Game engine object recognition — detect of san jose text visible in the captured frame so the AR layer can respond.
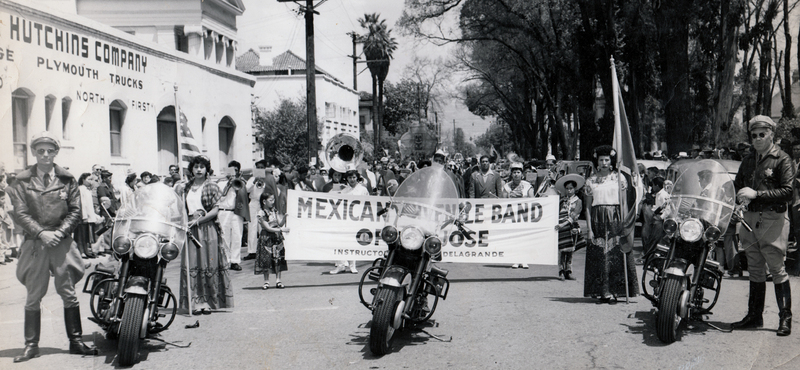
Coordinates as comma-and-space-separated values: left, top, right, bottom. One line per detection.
296, 197, 545, 224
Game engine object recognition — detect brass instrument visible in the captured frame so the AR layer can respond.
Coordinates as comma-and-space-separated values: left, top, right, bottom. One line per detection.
324, 133, 364, 173
230, 178, 245, 191
255, 180, 265, 189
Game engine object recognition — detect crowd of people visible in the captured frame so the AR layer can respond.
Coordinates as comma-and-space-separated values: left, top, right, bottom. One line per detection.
4, 118, 799, 362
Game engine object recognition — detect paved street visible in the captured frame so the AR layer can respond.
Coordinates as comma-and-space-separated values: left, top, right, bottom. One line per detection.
1, 240, 800, 369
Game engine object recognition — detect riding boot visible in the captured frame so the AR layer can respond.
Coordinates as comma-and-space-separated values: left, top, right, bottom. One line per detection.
13, 309, 41, 362
64, 306, 99, 355
731, 281, 766, 329
776, 281, 792, 336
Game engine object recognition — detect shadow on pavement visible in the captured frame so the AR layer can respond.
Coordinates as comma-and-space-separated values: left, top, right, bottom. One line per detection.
349, 320, 444, 359
623, 310, 736, 346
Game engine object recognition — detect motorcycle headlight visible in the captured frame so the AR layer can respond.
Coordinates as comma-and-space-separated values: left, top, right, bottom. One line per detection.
424, 236, 442, 259
400, 227, 424, 250
160, 242, 180, 261
704, 225, 721, 243
381, 225, 399, 244
133, 234, 159, 259
663, 219, 678, 237
112, 236, 132, 254
679, 219, 703, 243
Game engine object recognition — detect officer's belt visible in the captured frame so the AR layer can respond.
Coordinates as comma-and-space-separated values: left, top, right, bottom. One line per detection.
747, 203, 787, 213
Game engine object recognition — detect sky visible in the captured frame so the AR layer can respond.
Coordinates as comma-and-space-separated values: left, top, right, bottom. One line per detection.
237, 0, 493, 143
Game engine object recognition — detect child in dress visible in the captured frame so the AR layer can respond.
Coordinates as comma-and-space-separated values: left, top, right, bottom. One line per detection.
555, 174, 585, 280
255, 189, 289, 289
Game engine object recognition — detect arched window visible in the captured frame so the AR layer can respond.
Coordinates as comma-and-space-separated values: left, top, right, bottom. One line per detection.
12, 88, 35, 171
62, 97, 72, 140
218, 116, 235, 166
156, 106, 179, 174
109, 100, 127, 156
44, 94, 56, 131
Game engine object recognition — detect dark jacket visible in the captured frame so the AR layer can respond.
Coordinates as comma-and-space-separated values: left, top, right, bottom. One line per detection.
734, 144, 795, 209
7, 164, 81, 239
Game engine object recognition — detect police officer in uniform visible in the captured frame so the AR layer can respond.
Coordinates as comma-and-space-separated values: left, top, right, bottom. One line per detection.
7, 132, 98, 362
731, 115, 794, 336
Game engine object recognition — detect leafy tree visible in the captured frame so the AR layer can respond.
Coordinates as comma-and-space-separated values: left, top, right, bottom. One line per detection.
253, 96, 323, 168
359, 13, 399, 156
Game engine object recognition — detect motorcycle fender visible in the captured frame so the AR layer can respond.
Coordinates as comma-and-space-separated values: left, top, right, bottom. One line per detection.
379, 266, 411, 288
124, 276, 150, 296
664, 267, 686, 277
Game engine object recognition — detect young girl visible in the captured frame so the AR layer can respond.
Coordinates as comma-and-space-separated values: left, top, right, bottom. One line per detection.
255, 189, 289, 289
555, 174, 585, 281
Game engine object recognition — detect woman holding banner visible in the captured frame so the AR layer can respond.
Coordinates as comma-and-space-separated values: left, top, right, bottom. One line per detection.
583, 145, 639, 304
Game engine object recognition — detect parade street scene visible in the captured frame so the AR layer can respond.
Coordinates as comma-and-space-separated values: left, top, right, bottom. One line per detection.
4, 0, 800, 369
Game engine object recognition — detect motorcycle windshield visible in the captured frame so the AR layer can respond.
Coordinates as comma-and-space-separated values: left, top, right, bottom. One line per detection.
113, 183, 188, 250
663, 159, 735, 235
390, 166, 461, 236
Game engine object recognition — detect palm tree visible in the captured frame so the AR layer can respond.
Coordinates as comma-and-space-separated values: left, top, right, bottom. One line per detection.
359, 13, 398, 158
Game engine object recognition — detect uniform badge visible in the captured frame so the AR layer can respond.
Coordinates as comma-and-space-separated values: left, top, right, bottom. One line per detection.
764, 168, 773, 177
59, 190, 68, 200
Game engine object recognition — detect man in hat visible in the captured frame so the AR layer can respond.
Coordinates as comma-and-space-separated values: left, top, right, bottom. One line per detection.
731, 115, 794, 336
6, 132, 98, 362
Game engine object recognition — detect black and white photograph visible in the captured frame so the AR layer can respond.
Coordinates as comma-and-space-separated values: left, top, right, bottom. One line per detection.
2, 0, 800, 369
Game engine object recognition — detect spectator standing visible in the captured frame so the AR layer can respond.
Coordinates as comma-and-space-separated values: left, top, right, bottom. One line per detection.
95, 170, 119, 255
7, 131, 98, 362
216, 160, 250, 271
75, 173, 101, 259
255, 189, 289, 289
555, 174, 585, 280
331, 170, 367, 274
503, 162, 534, 269
470, 156, 504, 198
180, 155, 233, 315
244, 160, 276, 261
583, 145, 639, 304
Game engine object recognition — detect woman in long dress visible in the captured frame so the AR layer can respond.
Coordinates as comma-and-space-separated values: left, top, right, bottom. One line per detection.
180, 155, 234, 315
583, 145, 639, 303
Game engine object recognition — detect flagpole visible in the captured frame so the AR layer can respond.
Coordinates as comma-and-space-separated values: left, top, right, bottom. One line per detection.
175, 83, 193, 314
610, 57, 631, 304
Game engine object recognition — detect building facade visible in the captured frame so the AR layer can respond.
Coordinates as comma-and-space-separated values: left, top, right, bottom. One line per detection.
1, 0, 254, 179
236, 47, 359, 165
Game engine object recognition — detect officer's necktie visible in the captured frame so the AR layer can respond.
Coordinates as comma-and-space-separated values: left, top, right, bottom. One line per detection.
43, 173, 51, 188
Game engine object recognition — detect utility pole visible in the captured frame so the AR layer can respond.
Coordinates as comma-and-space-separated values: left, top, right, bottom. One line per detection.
279, 0, 321, 166
347, 31, 359, 91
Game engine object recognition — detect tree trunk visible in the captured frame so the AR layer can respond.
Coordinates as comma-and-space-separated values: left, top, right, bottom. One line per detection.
783, 0, 794, 118
372, 74, 379, 158
713, 0, 740, 142
656, 0, 693, 156
378, 77, 385, 154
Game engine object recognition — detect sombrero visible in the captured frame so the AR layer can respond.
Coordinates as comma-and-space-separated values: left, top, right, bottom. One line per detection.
555, 174, 585, 195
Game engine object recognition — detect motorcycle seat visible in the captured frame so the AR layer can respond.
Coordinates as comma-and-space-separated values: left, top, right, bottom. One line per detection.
95, 264, 116, 275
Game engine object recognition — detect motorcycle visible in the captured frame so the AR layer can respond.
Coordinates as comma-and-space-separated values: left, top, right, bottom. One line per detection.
641, 159, 741, 343
359, 165, 472, 355
82, 182, 189, 365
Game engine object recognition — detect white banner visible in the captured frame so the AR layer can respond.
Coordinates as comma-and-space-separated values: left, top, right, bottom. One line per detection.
284, 190, 559, 265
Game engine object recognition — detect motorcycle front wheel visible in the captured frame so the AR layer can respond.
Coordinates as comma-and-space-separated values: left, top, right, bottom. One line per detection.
370, 288, 401, 355
118, 294, 146, 366
656, 275, 685, 344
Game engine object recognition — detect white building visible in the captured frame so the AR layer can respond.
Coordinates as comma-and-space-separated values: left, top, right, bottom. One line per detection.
236, 47, 359, 164
1, 0, 255, 178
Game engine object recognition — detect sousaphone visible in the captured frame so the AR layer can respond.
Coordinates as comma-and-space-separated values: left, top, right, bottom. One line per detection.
324, 133, 364, 173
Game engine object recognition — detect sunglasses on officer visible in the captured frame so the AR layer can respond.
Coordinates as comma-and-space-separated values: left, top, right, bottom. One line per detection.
36, 148, 59, 155
750, 132, 769, 139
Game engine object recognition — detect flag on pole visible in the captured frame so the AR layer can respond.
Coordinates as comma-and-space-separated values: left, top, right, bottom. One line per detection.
610, 57, 643, 253
179, 111, 202, 173
489, 144, 501, 162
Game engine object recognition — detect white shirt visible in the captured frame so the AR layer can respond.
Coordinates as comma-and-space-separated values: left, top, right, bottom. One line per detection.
342, 182, 369, 196
186, 185, 204, 213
